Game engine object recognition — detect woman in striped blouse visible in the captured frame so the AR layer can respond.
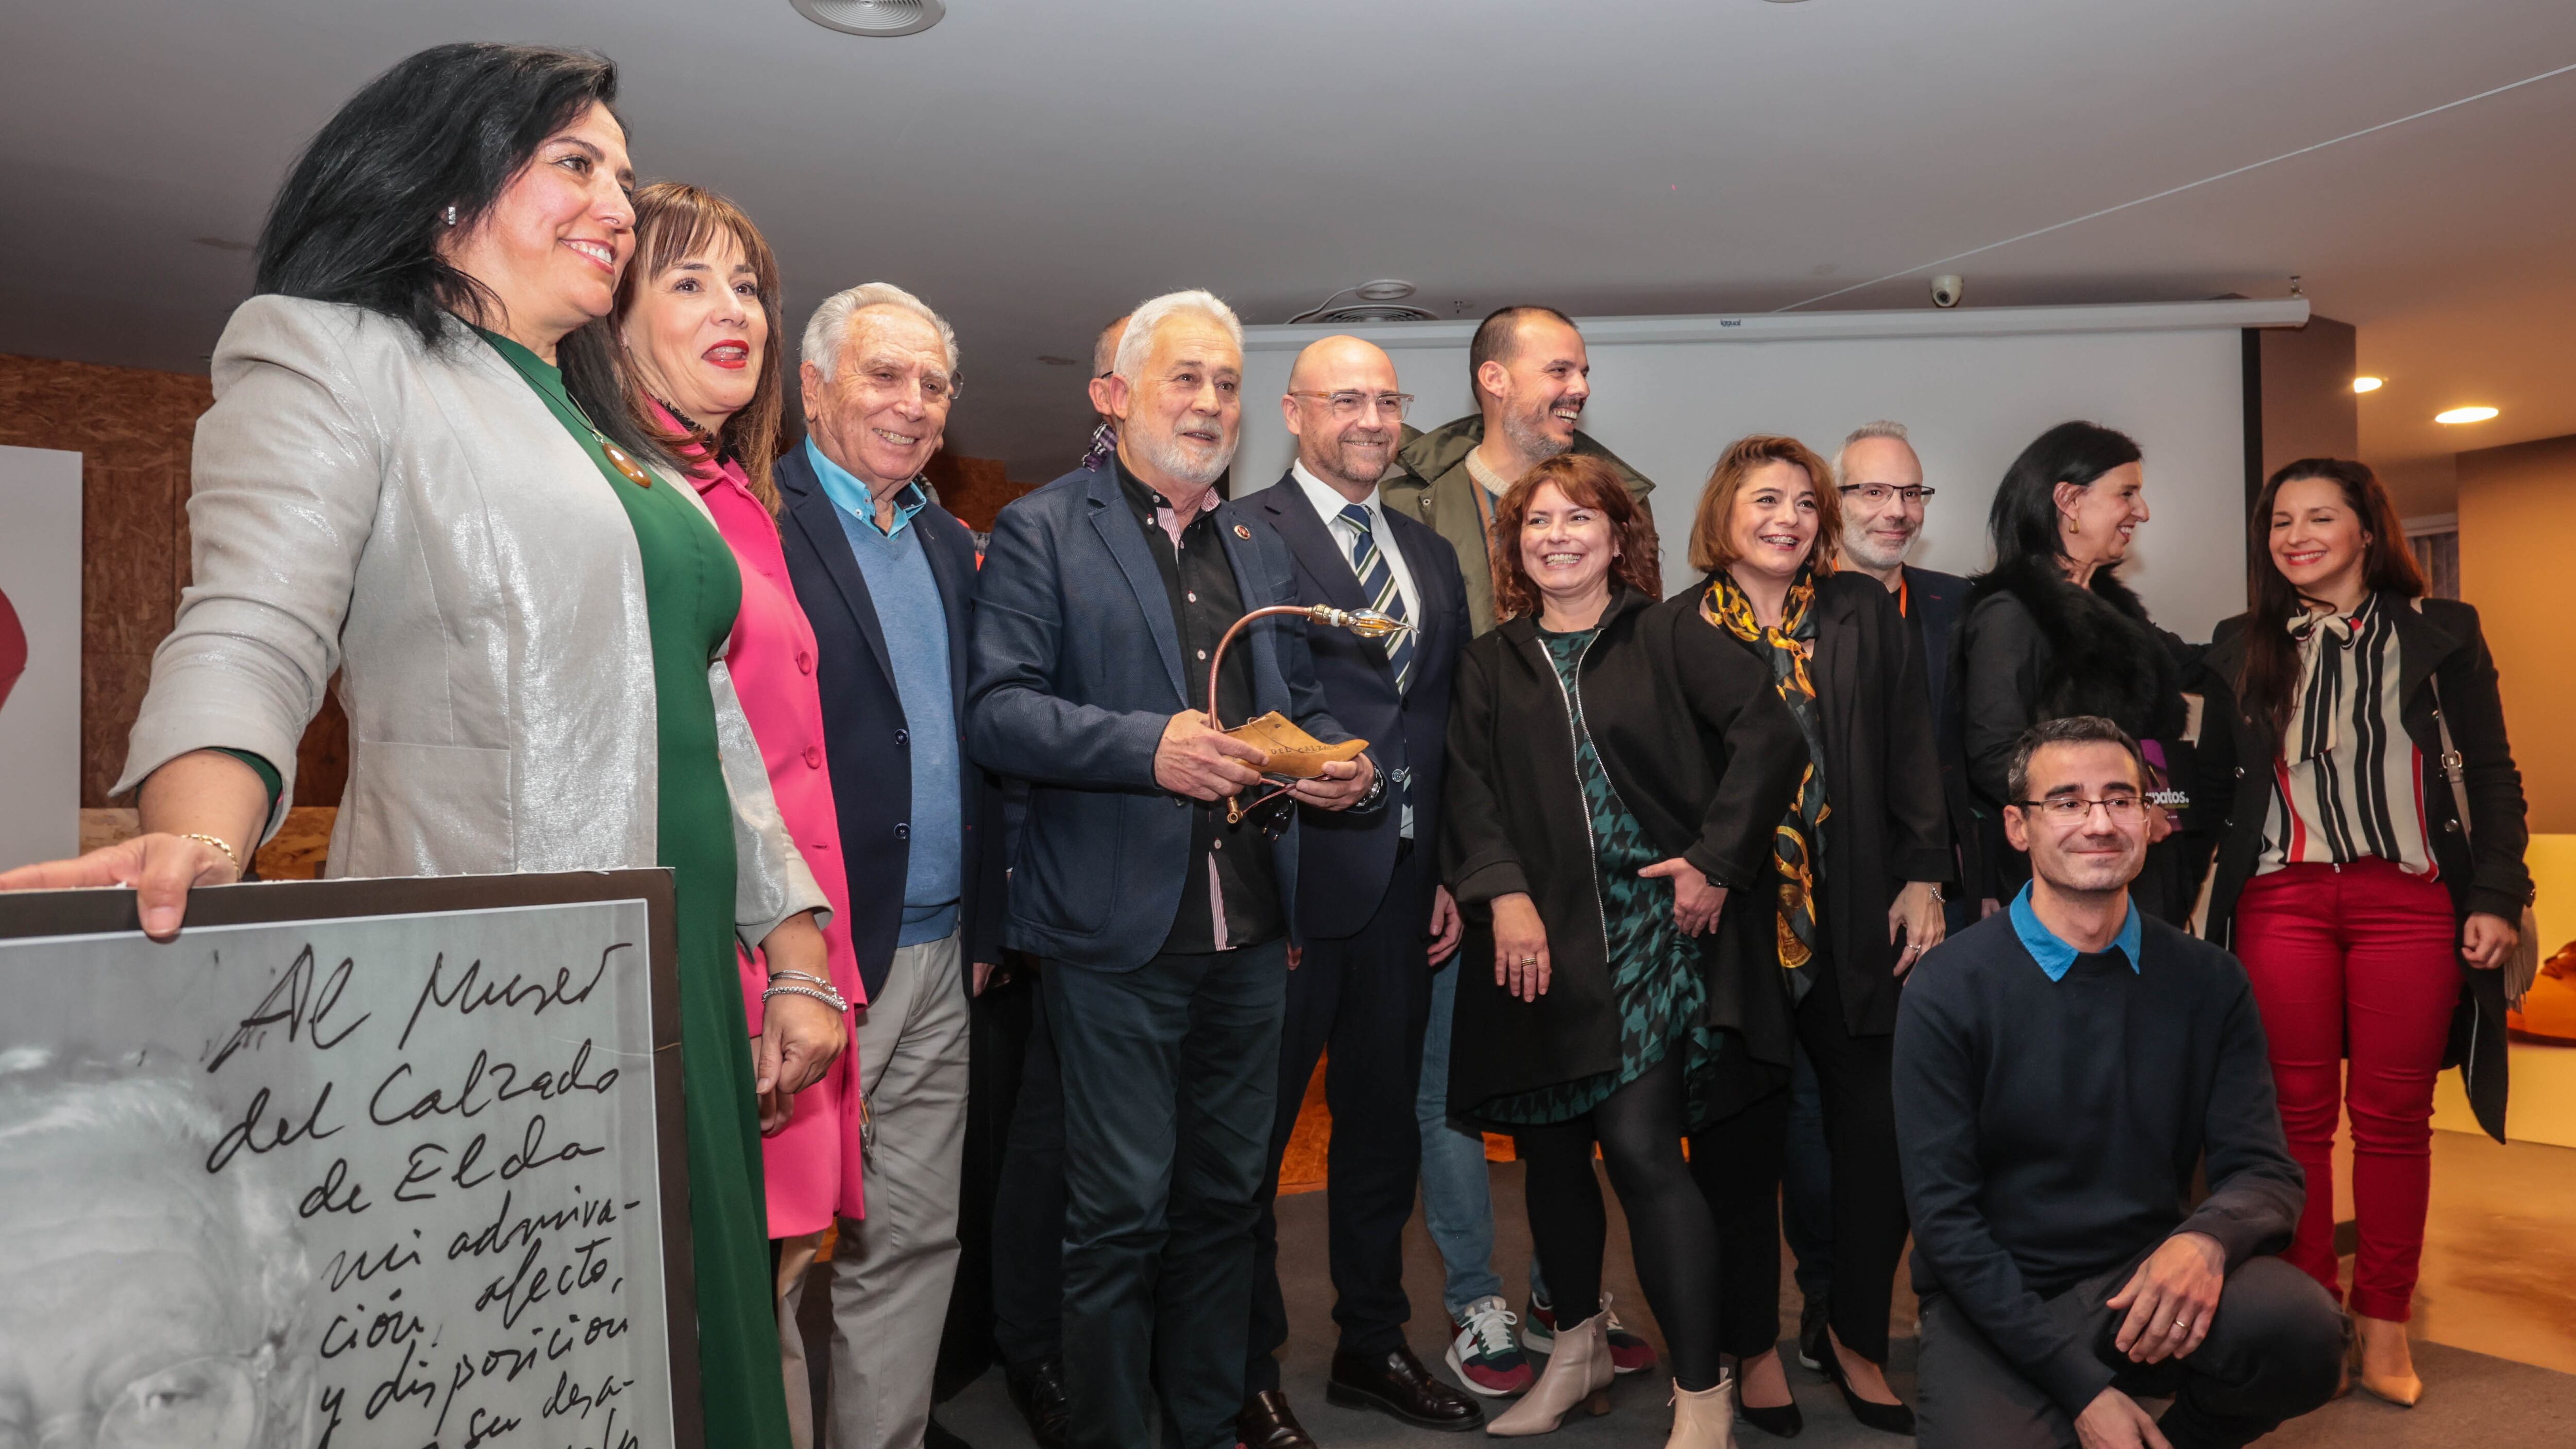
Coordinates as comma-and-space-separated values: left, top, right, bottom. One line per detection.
2190, 458, 2531, 1409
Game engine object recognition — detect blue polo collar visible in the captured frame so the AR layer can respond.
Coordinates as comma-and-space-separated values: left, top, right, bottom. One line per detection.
2009, 883, 2142, 982
805, 436, 928, 538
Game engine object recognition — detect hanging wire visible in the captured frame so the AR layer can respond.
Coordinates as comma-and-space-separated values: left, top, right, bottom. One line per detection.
1773, 57, 2576, 313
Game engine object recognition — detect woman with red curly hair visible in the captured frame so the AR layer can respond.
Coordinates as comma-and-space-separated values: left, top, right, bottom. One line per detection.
1442, 453, 1807, 1444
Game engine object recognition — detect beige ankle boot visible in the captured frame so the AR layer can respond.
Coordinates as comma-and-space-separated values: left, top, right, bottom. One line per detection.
1488, 1309, 1615, 1436
1665, 1372, 1736, 1448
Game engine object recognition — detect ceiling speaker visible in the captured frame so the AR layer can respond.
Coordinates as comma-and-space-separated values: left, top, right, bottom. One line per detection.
791, 0, 947, 37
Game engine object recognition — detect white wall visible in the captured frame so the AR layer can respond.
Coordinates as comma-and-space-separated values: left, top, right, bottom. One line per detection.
1238, 301, 2298, 642
0, 445, 81, 869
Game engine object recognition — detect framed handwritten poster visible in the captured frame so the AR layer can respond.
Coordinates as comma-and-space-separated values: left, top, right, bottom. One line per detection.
0, 871, 698, 1449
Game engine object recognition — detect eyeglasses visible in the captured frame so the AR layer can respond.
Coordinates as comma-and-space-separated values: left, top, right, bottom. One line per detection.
2013, 794, 2145, 821
1287, 390, 1413, 420
1836, 483, 1936, 504
0, 1352, 275, 1449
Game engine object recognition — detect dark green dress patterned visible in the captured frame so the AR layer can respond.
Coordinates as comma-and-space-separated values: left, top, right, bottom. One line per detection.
1483, 626, 1721, 1128
483, 333, 791, 1449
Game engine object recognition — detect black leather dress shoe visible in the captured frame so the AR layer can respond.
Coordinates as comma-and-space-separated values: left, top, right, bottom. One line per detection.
1325, 1345, 1484, 1431
1237, 1388, 1318, 1449
1004, 1356, 1070, 1449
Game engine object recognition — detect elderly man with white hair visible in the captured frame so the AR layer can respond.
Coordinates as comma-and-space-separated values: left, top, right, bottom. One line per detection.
969, 289, 1376, 1449
0, 1054, 319, 1449
771, 281, 1008, 1449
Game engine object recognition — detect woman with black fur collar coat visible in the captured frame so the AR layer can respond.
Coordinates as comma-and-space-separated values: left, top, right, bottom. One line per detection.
1960, 422, 2197, 920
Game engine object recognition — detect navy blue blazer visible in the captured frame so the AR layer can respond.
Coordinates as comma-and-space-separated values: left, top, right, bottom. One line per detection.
774, 443, 1006, 999
1906, 563, 1985, 914
966, 463, 1360, 971
1239, 473, 1469, 940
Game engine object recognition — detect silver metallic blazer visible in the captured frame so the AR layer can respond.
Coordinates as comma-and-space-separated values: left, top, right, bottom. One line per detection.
116, 295, 825, 946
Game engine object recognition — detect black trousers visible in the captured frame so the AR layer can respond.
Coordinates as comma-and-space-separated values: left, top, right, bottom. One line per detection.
1516, 1049, 1725, 1391
988, 978, 1066, 1370
1916, 1251, 2345, 1449
1049, 942, 1287, 1449
1247, 849, 1436, 1391
1690, 954, 1910, 1362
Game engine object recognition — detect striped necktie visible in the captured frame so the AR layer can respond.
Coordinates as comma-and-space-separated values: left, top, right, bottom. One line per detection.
1339, 503, 1415, 693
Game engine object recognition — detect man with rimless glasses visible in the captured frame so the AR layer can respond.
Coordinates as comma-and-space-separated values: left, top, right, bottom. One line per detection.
0, 1056, 316, 1449
1893, 717, 2343, 1449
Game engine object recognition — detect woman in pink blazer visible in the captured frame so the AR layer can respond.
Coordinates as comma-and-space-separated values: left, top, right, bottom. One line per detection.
608, 181, 863, 1448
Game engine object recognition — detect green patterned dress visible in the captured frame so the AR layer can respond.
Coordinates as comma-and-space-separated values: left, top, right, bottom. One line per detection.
1483, 626, 1721, 1128
483, 333, 791, 1449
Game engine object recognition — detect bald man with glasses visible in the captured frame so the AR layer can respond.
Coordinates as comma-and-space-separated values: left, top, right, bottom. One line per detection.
1233, 337, 1477, 1445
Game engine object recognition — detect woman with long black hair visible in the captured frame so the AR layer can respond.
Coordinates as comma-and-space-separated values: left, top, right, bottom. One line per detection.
0, 44, 840, 1446
2190, 458, 2530, 1408
1959, 422, 2196, 920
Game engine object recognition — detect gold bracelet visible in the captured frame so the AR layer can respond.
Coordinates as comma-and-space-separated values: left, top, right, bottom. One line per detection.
179, 832, 241, 871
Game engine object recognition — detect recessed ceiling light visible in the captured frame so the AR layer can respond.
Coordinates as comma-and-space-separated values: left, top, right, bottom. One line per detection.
1353, 279, 1417, 302
2434, 406, 2499, 425
2351, 376, 2383, 394
789, 0, 945, 37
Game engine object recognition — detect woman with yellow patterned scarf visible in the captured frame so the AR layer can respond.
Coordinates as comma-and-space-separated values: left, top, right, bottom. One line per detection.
1676, 434, 1953, 1439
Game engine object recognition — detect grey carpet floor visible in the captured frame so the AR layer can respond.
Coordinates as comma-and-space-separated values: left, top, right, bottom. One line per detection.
820, 1159, 2574, 1445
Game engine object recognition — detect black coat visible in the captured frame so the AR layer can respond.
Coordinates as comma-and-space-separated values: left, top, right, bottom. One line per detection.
1904, 564, 1988, 919
1959, 553, 2194, 918
1440, 585, 1807, 1125
1706, 571, 1955, 1042
1238, 476, 1471, 940
2187, 594, 2533, 1142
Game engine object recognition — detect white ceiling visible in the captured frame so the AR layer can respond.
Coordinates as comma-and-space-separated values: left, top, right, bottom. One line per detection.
7, 1, 2574, 490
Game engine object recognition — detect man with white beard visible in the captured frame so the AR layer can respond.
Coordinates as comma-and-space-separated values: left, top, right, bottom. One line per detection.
1385, 306, 1655, 635
969, 290, 1377, 1449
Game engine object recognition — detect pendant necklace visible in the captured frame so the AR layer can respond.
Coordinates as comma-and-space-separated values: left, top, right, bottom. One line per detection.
485, 332, 654, 487
566, 394, 654, 488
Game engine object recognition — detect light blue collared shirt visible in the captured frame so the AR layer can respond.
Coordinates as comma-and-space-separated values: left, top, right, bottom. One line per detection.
806, 436, 929, 538
2008, 882, 2142, 982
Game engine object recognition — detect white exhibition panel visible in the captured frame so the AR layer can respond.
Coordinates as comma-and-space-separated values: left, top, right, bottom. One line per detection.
1238, 300, 2306, 643
0, 445, 80, 870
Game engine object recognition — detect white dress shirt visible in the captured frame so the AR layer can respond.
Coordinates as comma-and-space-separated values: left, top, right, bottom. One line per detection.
1291, 459, 1423, 837
1291, 459, 1422, 630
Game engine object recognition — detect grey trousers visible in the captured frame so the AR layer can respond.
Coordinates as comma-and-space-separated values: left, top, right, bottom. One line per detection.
827, 931, 970, 1449
1916, 1252, 2344, 1449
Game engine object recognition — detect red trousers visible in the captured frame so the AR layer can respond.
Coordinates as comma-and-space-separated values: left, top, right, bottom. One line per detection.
2234, 857, 2459, 1320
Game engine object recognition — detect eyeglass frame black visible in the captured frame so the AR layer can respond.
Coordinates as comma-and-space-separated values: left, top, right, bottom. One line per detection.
2011, 793, 2147, 819
1835, 482, 1938, 502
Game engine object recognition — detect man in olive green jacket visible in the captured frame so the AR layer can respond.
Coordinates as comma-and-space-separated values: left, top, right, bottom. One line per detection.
1380, 306, 1655, 634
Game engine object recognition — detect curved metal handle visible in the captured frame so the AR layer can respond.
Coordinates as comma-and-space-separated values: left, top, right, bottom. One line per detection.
1204, 604, 1411, 823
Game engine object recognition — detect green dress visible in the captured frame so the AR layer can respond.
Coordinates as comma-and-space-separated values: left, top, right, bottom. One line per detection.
483, 332, 790, 1449
1483, 627, 1721, 1128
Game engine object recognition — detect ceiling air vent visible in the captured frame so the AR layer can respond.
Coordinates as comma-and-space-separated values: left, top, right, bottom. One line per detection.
791, 0, 947, 37
1308, 304, 1437, 324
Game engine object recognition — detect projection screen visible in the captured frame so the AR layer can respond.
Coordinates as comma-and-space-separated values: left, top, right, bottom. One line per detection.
1235, 299, 2307, 643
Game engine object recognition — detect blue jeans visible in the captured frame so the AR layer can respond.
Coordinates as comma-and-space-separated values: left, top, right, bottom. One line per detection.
1417, 956, 1505, 1319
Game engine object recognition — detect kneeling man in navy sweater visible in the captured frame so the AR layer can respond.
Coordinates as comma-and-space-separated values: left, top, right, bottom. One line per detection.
1895, 716, 2344, 1449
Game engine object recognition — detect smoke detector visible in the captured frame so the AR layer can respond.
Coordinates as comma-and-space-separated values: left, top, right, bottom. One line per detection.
791, 0, 946, 36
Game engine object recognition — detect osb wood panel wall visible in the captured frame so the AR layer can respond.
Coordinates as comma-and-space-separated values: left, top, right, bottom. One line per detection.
0, 351, 348, 816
